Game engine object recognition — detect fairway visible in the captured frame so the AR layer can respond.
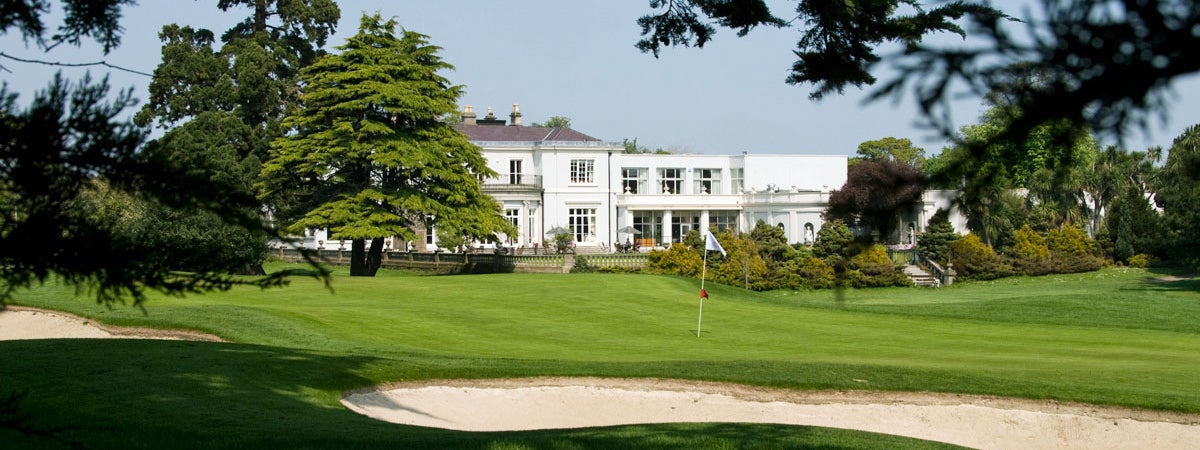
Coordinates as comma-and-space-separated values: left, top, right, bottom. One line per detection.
4, 265, 1200, 448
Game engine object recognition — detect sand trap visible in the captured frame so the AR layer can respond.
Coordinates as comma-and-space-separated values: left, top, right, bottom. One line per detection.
343, 378, 1200, 450
0, 307, 222, 341
7, 308, 1199, 449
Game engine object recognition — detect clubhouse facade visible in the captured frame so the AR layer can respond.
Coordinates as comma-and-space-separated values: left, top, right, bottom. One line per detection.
299, 104, 966, 252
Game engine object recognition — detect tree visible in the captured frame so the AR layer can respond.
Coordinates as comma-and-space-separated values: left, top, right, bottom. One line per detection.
636, 0, 1004, 100
260, 14, 513, 277
855, 137, 926, 170
1, 0, 131, 54
711, 229, 768, 290
636, 1, 1199, 159
748, 219, 796, 262
826, 159, 926, 243
916, 209, 959, 266
1156, 124, 1200, 269
1, 3, 318, 305
622, 137, 670, 154
531, 116, 571, 128
812, 219, 853, 260
133, 2, 340, 274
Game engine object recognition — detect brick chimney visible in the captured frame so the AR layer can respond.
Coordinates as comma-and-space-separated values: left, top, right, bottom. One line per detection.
461, 105, 477, 125
509, 103, 522, 126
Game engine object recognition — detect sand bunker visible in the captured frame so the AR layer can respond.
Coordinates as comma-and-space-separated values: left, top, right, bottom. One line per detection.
7, 308, 1199, 449
0, 307, 222, 341
343, 378, 1200, 450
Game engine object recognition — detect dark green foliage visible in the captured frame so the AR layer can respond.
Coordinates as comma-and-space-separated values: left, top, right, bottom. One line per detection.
916, 209, 959, 266
749, 220, 796, 262
812, 219, 852, 259
637, 0, 1003, 101
0, 75, 304, 304
132, 2, 343, 276
1, 0, 133, 52
1156, 124, 1200, 270
1103, 186, 1161, 263
260, 14, 513, 277
856, 136, 927, 171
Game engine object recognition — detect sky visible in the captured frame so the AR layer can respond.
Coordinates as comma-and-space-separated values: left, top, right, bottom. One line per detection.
2, 0, 1197, 157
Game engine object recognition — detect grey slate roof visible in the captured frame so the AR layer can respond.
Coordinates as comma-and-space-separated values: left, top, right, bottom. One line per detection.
454, 124, 601, 142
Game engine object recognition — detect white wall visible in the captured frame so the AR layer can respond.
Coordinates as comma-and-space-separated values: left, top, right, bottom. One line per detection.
743, 155, 847, 192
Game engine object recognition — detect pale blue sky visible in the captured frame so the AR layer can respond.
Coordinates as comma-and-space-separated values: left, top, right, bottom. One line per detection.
2, 0, 1196, 156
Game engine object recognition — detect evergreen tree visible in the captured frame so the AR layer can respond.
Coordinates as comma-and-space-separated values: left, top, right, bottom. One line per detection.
260, 14, 512, 277
812, 219, 853, 260
1156, 124, 1200, 269
916, 209, 960, 266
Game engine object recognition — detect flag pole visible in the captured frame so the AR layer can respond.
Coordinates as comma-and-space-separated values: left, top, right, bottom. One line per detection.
698, 246, 707, 337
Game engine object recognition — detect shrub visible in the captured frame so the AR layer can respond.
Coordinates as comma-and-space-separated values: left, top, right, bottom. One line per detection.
1010, 225, 1052, 276
1126, 253, 1158, 268
917, 210, 959, 266
712, 231, 771, 290
570, 256, 593, 273
813, 219, 853, 259
645, 244, 702, 277
950, 234, 1009, 280
1047, 225, 1103, 274
794, 256, 835, 289
847, 245, 911, 287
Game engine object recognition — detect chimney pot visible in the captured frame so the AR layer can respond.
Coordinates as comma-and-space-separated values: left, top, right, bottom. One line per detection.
461, 105, 477, 125
509, 103, 522, 126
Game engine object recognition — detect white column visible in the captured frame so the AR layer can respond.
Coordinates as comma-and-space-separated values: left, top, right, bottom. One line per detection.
700, 210, 710, 234
662, 209, 673, 245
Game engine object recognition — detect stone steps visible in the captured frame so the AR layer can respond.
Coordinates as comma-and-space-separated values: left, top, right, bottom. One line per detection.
904, 264, 941, 287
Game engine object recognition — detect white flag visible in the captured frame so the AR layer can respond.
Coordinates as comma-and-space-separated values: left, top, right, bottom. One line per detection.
704, 231, 726, 257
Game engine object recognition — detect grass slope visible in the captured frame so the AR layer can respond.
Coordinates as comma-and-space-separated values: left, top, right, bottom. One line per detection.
4, 265, 1198, 448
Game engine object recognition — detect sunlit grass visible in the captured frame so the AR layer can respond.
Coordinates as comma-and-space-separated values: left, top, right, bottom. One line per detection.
5, 265, 1197, 448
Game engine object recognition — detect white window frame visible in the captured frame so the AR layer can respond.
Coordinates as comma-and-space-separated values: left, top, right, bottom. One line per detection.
694, 168, 721, 194
659, 168, 683, 194
568, 208, 597, 242
569, 159, 595, 184
622, 167, 647, 194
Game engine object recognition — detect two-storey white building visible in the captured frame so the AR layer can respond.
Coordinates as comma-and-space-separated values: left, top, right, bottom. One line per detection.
297, 104, 965, 252
456, 104, 852, 252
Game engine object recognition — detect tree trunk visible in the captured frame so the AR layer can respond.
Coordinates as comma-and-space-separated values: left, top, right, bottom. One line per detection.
349, 238, 368, 276
366, 237, 385, 276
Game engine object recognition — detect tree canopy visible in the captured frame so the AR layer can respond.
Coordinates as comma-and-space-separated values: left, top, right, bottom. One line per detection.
1156, 124, 1200, 269
531, 115, 571, 128
637, 0, 1200, 150
1, 1, 324, 304
260, 13, 513, 276
855, 136, 926, 170
826, 158, 926, 243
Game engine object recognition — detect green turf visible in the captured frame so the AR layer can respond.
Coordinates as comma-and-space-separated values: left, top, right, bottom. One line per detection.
4, 265, 1198, 448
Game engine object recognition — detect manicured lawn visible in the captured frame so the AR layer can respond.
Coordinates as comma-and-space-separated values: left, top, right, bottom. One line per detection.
4, 265, 1198, 448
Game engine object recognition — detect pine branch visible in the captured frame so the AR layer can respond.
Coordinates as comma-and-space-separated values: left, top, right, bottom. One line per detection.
0, 52, 151, 77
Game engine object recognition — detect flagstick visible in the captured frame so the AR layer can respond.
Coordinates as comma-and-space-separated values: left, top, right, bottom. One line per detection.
698, 246, 707, 338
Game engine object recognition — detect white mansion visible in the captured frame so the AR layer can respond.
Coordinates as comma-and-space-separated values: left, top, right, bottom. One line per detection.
301, 104, 966, 252
455, 104, 965, 252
